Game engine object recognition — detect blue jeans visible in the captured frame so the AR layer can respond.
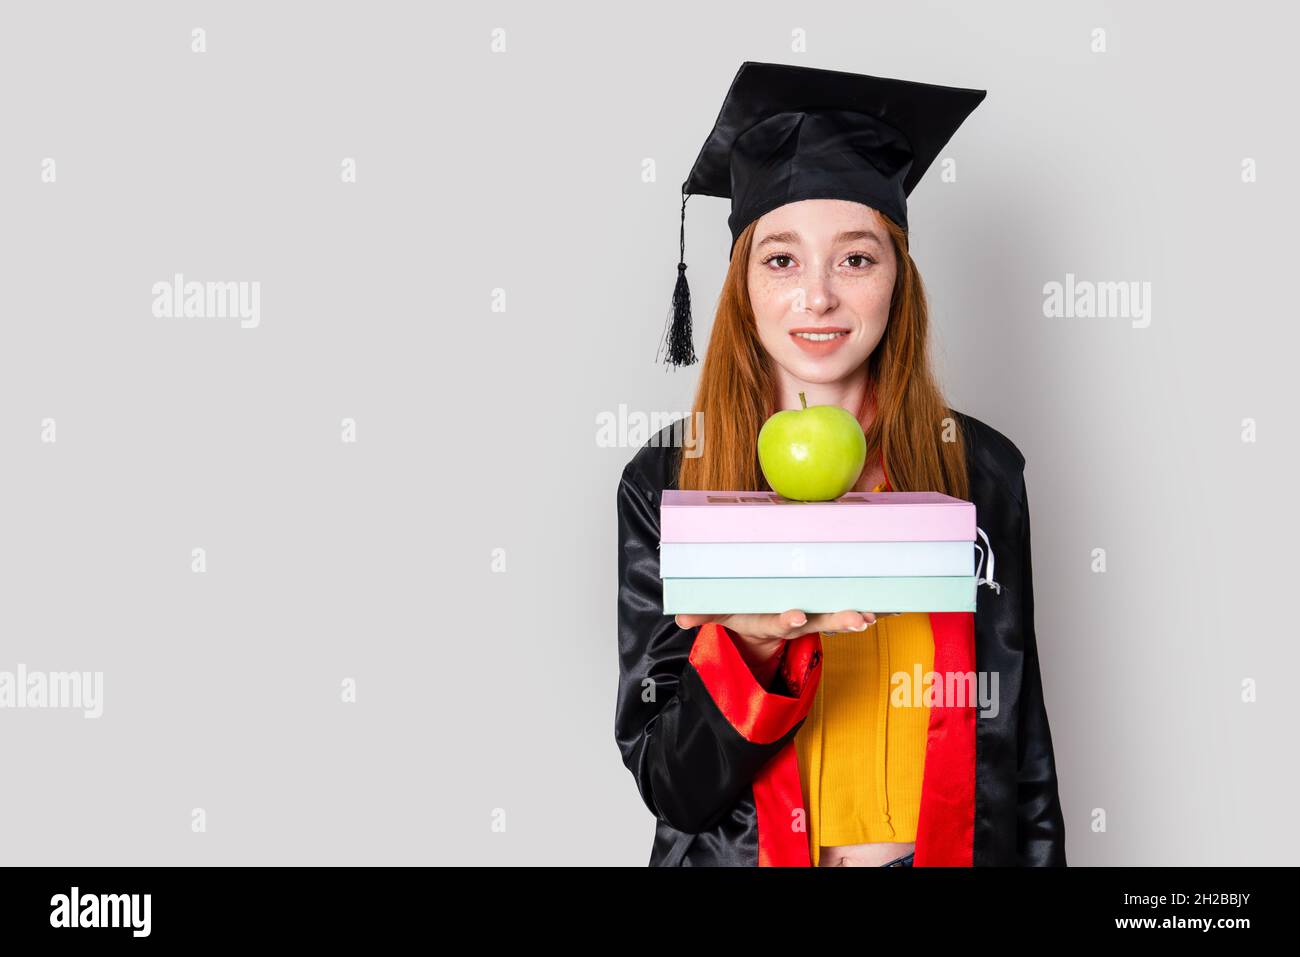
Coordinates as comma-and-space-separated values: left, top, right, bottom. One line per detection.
881, 850, 914, 867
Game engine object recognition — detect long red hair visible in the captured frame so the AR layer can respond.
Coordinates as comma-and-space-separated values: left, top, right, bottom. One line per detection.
677, 211, 969, 500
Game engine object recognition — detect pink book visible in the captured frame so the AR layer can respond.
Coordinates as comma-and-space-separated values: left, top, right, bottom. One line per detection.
660, 490, 974, 544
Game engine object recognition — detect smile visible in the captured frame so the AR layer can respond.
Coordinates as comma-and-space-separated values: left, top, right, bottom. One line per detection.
791, 331, 849, 341
789, 328, 851, 357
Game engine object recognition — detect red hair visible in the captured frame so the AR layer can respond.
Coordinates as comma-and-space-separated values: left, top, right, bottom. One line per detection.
678, 211, 969, 500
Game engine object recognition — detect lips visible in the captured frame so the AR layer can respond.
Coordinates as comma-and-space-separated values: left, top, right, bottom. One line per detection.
789, 327, 851, 356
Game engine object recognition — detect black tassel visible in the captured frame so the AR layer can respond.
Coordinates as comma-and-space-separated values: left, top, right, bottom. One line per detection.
658, 192, 698, 368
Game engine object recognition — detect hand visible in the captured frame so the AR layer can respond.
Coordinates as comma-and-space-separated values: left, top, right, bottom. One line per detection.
673, 610, 879, 683
673, 609, 878, 654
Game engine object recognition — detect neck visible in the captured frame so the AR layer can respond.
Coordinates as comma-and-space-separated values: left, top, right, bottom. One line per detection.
772, 362, 873, 428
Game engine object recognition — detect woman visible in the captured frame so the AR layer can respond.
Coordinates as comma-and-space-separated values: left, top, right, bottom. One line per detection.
615, 62, 1066, 866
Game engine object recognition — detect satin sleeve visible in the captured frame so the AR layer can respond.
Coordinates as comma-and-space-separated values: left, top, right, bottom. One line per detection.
614, 464, 823, 835
1014, 472, 1068, 865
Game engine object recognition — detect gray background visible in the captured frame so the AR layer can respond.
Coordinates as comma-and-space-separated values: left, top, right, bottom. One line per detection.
1, 0, 1295, 865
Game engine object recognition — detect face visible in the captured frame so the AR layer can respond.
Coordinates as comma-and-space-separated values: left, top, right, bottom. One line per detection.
747, 199, 897, 385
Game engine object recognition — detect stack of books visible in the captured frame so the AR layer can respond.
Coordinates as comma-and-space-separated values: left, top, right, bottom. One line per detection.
660, 490, 977, 614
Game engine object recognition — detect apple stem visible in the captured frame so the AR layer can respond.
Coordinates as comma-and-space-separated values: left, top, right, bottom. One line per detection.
798, 391, 807, 410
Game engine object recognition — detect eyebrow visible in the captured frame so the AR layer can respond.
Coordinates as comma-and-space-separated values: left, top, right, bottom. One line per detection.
755, 229, 883, 249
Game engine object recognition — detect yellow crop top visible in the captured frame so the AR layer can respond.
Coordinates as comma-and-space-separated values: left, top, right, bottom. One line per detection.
793, 481, 936, 866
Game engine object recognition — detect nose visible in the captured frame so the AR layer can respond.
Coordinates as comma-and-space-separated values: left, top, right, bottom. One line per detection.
795, 266, 835, 315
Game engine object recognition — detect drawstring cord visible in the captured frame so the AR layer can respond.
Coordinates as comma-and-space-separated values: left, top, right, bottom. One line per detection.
973, 526, 1002, 594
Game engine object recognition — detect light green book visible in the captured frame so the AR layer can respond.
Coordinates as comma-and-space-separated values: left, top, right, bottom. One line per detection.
662, 576, 977, 614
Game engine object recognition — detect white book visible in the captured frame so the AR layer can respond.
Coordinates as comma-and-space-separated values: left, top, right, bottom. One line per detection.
659, 539, 974, 578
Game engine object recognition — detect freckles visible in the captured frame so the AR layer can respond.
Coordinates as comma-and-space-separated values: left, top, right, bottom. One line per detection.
749, 272, 791, 310
868, 279, 894, 306
857, 271, 895, 307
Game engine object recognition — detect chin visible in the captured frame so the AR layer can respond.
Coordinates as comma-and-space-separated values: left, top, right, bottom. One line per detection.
785, 354, 857, 383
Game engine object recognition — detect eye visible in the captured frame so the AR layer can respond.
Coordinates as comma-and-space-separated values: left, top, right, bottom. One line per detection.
761, 253, 795, 270
844, 253, 876, 269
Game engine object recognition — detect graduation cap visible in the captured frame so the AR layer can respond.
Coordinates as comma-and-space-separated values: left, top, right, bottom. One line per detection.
658, 61, 987, 368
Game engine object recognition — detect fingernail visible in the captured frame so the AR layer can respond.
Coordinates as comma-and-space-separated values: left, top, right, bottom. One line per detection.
791, 615, 807, 627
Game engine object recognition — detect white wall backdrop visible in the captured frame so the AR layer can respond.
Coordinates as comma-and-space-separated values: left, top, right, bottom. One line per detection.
0, 0, 1295, 865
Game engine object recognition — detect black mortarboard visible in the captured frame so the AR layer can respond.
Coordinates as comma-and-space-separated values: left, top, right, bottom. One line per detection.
658, 61, 986, 368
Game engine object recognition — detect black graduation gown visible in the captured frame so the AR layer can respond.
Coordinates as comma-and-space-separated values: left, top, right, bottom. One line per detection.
614, 409, 1067, 866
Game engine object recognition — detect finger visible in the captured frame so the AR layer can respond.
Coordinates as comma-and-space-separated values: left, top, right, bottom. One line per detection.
720, 611, 806, 641
779, 609, 809, 634
813, 611, 876, 635
720, 611, 808, 641
674, 614, 721, 629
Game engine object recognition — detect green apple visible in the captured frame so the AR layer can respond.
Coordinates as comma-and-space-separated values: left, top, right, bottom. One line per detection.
757, 391, 866, 501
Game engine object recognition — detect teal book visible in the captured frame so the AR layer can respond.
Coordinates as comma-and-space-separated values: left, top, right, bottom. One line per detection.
662, 575, 977, 614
